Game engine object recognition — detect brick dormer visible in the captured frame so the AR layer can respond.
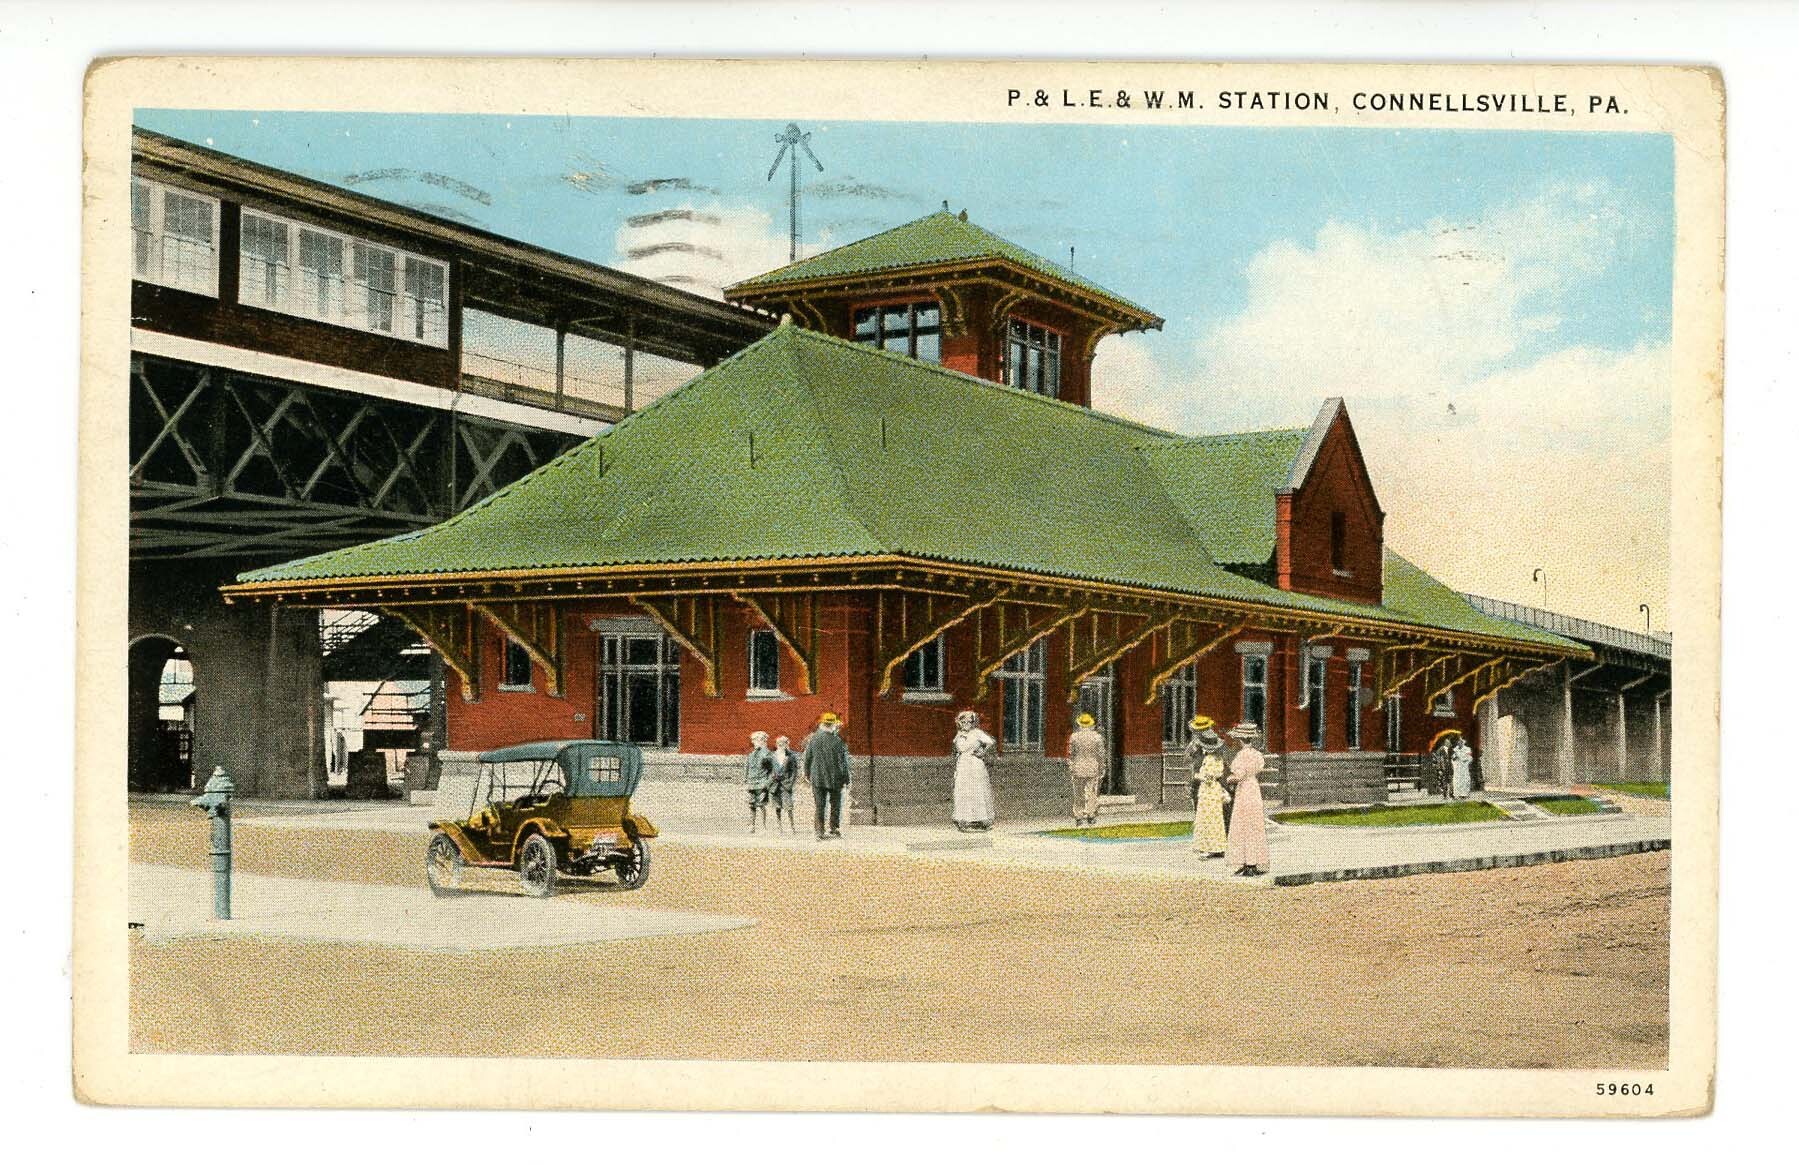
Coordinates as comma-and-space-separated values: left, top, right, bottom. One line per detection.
1274, 399, 1385, 605
723, 207, 1163, 407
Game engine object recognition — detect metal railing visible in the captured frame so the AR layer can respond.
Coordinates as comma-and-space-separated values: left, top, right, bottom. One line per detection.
1462, 593, 1672, 660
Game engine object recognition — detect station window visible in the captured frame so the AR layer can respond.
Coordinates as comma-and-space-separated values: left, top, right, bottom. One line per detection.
1346, 661, 1364, 750
1306, 655, 1328, 750
747, 628, 782, 695
1006, 319, 1062, 397
130, 177, 220, 296
500, 639, 534, 691
998, 640, 1046, 750
1432, 688, 1457, 718
237, 208, 449, 347
903, 634, 946, 693
1161, 663, 1197, 749
853, 301, 941, 362
1386, 695, 1404, 753
1240, 651, 1269, 733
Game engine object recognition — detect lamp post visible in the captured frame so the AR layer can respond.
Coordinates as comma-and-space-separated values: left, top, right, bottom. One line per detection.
1639, 603, 1651, 633
1531, 568, 1548, 610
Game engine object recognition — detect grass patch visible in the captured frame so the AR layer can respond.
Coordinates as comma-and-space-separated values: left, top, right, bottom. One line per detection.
1273, 801, 1509, 828
1592, 781, 1670, 800
1526, 794, 1607, 817
1042, 820, 1192, 841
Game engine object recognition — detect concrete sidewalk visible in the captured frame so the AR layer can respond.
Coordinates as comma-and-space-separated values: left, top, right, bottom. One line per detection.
232, 780, 1671, 889
129, 862, 756, 951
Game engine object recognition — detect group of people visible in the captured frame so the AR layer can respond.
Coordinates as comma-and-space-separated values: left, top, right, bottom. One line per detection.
1432, 729, 1478, 799
738, 708, 1272, 877
1184, 716, 1270, 877
742, 711, 851, 839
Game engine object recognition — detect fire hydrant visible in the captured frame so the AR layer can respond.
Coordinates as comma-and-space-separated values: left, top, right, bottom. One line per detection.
189, 766, 235, 920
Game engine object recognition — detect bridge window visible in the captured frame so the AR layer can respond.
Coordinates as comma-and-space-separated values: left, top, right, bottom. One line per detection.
131, 177, 219, 296
1006, 319, 1062, 397
903, 634, 946, 694
236, 208, 449, 348
853, 301, 941, 362
998, 640, 1046, 751
1161, 663, 1196, 749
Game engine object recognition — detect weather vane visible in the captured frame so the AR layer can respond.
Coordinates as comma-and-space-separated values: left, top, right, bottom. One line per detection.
766, 122, 824, 263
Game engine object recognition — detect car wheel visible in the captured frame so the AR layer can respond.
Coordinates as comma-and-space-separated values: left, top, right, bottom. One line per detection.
518, 834, 558, 898
616, 838, 651, 890
425, 831, 464, 897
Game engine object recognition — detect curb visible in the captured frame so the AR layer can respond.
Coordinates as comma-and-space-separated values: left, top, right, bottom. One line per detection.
1270, 837, 1671, 886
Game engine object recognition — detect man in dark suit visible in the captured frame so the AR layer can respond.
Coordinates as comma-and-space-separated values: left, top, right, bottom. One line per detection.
802, 711, 851, 841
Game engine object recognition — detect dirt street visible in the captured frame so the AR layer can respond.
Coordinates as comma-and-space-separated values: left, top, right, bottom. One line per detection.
128, 804, 1668, 1067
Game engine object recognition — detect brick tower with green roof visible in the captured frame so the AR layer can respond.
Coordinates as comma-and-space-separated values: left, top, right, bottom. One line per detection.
724, 207, 1164, 408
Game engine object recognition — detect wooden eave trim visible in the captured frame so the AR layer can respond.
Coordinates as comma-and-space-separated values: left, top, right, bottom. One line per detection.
728, 258, 1163, 332
219, 552, 1592, 661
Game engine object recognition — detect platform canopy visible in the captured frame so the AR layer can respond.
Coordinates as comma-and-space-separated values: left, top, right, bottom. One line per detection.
224, 323, 1581, 660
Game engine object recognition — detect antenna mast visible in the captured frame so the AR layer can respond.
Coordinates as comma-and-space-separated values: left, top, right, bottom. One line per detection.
766, 123, 825, 262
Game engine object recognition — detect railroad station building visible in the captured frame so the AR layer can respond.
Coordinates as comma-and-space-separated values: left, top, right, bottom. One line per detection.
221, 208, 1605, 819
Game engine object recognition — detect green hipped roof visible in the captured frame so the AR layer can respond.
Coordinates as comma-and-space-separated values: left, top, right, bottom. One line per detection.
1140, 429, 1309, 566
724, 210, 1162, 325
237, 326, 1577, 654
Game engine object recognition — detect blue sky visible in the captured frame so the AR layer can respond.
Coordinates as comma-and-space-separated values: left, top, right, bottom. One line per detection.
134, 109, 1675, 626
137, 110, 1672, 367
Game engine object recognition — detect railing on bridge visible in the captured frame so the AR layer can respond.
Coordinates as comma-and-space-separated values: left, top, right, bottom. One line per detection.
1462, 593, 1672, 660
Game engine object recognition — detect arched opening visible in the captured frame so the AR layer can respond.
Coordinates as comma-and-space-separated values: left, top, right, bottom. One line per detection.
128, 635, 196, 791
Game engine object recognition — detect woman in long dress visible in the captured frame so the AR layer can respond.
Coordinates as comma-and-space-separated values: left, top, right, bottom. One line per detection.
1451, 736, 1475, 799
1187, 717, 1229, 857
1223, 722, 1270, 876
951, 710, 997, 831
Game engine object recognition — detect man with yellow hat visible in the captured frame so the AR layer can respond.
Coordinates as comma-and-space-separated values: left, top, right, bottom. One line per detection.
1067, 711, 1106, 826
802, 711, 852, 841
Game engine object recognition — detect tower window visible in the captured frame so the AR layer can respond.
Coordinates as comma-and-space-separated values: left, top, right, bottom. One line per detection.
1330, 510, 1348, 572
1007, 319, 1062, 396
853, 301, 941, 362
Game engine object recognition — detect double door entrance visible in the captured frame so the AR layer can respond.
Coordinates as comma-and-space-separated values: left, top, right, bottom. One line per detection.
1073, 664, 1128, 795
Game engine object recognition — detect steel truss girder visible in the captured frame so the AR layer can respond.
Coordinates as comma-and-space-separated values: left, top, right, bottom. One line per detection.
128, 355, 577, 561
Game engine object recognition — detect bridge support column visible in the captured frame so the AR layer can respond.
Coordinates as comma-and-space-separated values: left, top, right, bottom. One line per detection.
1558, 661, 1577, 786
1615, 691, 1629, 782
130, 558, 324, 799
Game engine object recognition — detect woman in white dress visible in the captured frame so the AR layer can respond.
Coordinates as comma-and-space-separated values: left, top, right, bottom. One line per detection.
1451, 736, 1475, 799
951, 710, 997, 831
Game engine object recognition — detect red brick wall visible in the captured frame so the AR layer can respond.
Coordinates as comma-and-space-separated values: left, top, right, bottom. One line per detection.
441, 595, 1472, 764
1277, 411, 1384, 605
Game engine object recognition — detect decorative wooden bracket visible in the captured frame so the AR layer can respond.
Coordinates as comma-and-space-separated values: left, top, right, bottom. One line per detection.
735, 591, 819, 696
1471, 657, 1560, 713
1064, 609, 1179, 703
633, 594, 722, 696
1425, 655, 1507, 708
875, 585, 1009, 697
1375, 644, 1455, 708
474, 601, 565, 697
384, 603, 481, 702
1142, 618, 1250, 705
969, 600, 1089, 700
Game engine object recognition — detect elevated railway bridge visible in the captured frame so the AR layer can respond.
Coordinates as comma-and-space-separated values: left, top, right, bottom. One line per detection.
127, 129, 772, 795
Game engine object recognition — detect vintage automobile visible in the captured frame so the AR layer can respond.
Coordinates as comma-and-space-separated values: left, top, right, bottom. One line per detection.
425, 739, 657, 898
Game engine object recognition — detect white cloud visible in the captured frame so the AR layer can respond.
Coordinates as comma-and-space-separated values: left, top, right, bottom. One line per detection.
1091, 182, 1670, 629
